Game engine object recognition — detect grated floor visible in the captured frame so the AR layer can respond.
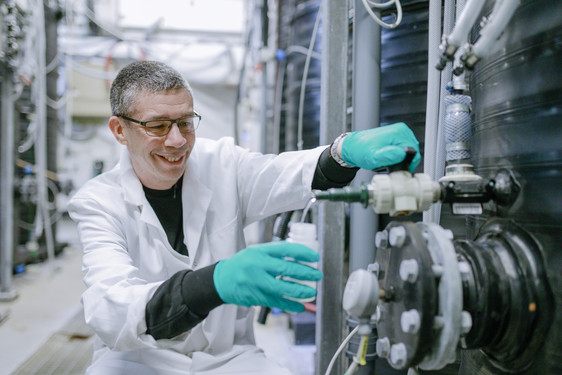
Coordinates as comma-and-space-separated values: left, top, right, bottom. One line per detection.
12, 308, 94, 375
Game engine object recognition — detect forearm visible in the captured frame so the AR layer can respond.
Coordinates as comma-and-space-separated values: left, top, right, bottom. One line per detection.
145, 264, 223, 340
312, 147, 359, 190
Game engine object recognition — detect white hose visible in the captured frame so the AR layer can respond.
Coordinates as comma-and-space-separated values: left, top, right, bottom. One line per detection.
472, 0, 520, 58
447, 0, 487, 47
361, 0, 403, 29
324, 325, 359, 375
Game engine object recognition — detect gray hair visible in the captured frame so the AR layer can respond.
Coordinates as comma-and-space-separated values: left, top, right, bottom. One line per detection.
110, 60, 194, 116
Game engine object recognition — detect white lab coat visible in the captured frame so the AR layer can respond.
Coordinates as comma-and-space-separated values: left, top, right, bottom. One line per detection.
68, 137, 326, 374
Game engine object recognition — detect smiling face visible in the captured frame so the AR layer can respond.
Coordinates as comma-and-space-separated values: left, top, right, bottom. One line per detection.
109, 88, 195, 190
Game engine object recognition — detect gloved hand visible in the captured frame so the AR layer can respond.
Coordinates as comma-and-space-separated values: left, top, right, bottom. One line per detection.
340, 122, 421, 173
213, 242, 323, 312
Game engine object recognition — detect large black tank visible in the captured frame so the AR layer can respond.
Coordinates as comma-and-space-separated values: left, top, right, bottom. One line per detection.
278, 0, 322, 151
380, 0, 429, 148
463, 0, 562, 373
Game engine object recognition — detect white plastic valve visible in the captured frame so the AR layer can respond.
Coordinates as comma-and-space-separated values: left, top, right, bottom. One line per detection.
369, 172, 441, 216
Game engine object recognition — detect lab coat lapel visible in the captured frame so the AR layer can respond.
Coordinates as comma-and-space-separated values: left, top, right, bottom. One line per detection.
117, 148, 162, 230
181, 155, 212, 264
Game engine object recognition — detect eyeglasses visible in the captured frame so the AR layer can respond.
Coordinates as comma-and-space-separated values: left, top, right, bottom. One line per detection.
117, 113, 201, 137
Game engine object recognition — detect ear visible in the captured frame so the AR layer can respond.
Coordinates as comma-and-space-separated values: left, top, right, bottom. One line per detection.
109, 116, 128, 146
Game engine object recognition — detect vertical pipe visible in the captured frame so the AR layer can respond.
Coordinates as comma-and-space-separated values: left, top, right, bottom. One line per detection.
0, 68, 18, 300
428, 0, 456, 224
349, 1, 381, 373
316, 0, 349, 374
423, 0, 442, 223
350, 0, 380, 280
35, 0, 55, 264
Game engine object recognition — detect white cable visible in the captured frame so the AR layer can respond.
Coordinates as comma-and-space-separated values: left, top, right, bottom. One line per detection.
361, 0, 403, 29
46, 95, 68, 110
45, 50, 61, 73
296, 4, 321, 151
344, 359, 360, 375
324, 325, 360, 375
366, 0, 397, 8
286, 45, 322, 60
17, 120, 38, 153
18, 179, 63, 231
82, 2, 128, 42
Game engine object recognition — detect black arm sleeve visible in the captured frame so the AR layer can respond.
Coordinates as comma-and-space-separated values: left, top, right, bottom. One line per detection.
312, 147, 359, 190
145, 263, 224, 340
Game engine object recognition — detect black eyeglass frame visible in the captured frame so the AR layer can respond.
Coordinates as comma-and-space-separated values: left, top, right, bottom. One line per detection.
116, 112, 202, 137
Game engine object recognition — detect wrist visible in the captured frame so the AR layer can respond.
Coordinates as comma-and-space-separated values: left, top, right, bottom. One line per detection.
330, 132, 355, 168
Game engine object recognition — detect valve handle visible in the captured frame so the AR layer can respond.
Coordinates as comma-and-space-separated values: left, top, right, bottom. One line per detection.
373, 147, 418, 173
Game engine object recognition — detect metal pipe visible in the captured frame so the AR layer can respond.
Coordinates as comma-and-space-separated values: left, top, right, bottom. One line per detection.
350, 0, 380, 272
472, 0, 520, 59
34, 0, 55, 265
349, 1, 381, 370
0, 67, 18, 301
428, 0, 456, 224
316, 0, 349, 373
423, 0, 442, 223
448, 0, 486, 48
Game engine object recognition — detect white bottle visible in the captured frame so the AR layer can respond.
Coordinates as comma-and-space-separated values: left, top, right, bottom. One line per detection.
285, 222, 319, 303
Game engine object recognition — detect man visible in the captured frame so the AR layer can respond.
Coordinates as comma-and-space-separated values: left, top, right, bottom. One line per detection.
68, 60, 420, 374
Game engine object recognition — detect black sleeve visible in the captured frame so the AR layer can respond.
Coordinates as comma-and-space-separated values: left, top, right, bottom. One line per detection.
145, 263, 224, 340
312, 147, 359, 190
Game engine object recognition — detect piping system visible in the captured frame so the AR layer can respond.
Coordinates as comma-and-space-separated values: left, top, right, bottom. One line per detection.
313, 155, 552, 373
437, 0, 521, 74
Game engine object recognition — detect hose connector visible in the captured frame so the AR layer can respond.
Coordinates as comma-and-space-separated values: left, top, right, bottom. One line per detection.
313, 185, 371, 208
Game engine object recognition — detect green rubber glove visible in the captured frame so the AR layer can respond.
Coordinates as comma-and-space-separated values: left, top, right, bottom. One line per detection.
213, 242, 323, 312
341, 122, 421, 173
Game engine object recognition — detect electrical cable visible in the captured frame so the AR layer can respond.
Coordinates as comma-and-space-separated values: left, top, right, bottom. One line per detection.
45, 49, 61, 74
366, 0, 398, 7
286, 45, 322, 60
344, 334, 369, 375
297, 3, 321, 151
82, 2, 127, 42
361, 0, 403, 29
324, 325, 360, 375
18, 178, 63, 231
46, 94, 68, 110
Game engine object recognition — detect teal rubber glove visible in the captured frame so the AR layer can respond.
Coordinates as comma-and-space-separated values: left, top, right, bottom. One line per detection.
213, 242, 323, 312
341, 122, 421, 173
